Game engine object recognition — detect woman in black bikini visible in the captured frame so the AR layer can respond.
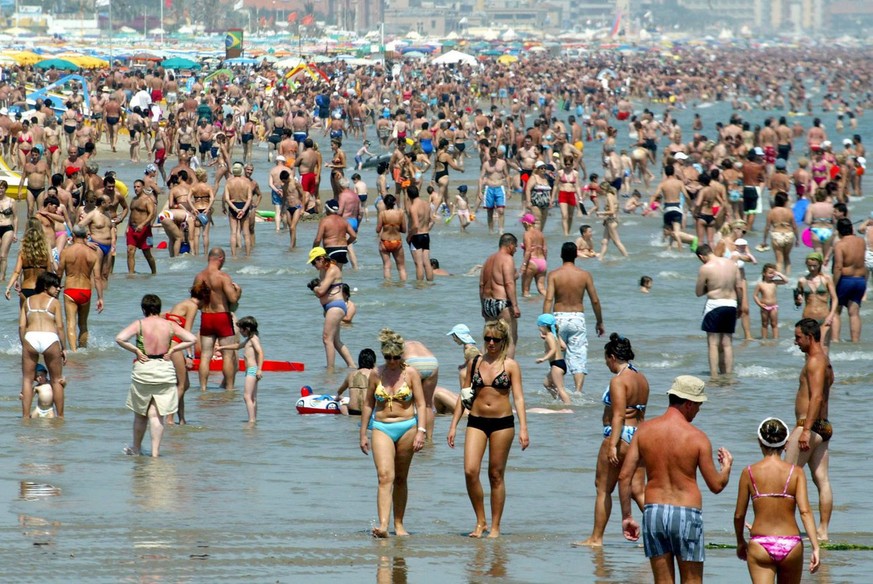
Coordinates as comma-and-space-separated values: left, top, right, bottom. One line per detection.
432, 139, 463, 211
447, 319, 529, 538
0, 180, 18, 279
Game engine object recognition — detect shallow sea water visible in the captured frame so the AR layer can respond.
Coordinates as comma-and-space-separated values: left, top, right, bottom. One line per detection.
0, 98, 871, 582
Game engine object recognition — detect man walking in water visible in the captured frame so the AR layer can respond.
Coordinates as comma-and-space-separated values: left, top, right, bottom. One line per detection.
193, 248, 242, 392
785, 318, 833, 542
480, 233, 521, 357
695, 243, 742, 379
542, 242, 604, 393
619, 375, 733, 584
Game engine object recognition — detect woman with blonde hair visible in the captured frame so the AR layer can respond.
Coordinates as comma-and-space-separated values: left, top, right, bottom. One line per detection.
734, 417, 820, 583
447, 319, 529, 538
360, 328, 427, 538
5, 217, 52, 305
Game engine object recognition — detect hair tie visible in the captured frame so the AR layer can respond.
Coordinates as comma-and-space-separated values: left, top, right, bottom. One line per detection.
757, 417, 788, 448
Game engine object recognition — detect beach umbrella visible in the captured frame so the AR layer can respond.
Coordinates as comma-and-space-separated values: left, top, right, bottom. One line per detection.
431, 50, 477, 66
57, 55, 109, 69
5, 50, 41, 65
481, 49, 502, 56
162, 57, 201, 70
497, 54, 518, 66
131, 52, 162, 62
403, 51, 427, 59
35, 58, 80, 71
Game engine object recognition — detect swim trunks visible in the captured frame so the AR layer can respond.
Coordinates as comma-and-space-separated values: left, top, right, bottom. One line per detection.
409, 233, 430, 251
200, 311, 235, 338
701, 298, 737, 334
63, 288, 92, 305
642, 504, 705, 562
554, 312, 588, 375
325, 246, 349, 264
743, 186, 762, 214
126, 224, 153, 250
481, 297, 510, 319
836, 276, 866, 307
484, 185, 506, 209
300, 172, 317, 195
271, 188, 284, 206
663, 202, 682, 227
406, 356, 439, 380
796, 418, 833, 442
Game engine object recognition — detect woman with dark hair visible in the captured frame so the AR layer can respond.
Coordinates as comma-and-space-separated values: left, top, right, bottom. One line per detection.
359, 328, 427, 537
447, 319, 529, 538
376, 194, 407, 281
115, 294, 196, 456
431, 139, 463, 212
578, 333, 649, 546
734, 418, 820, 583
761, 191, 799, 275
336, 348, 376, 415
19, 272, 66, 418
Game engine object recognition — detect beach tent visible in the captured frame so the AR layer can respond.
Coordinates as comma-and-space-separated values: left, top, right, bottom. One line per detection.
431, 50, 477, 66
284, 63, 330, 84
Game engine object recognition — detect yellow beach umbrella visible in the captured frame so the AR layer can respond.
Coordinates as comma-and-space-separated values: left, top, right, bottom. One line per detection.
4, 50, 42, 65
64, 55, 110, 69
497, 54, 518, 66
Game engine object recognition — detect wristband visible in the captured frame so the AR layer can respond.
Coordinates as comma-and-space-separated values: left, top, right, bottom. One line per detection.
417, 427, 427, 433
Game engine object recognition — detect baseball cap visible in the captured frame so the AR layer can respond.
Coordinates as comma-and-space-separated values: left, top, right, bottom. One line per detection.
457, 185, 468, 192
145, 163, 157, 174
774, 158, 786, 170
673, 152, 688, 160
324, 199, 339, 213
276, 155, 286, 162
753, 147, 765, 156
843, 138, 853, 146
447, 324, 475, 345
520, 213, 536, 225
308, 246, 327, 264
534, 160, 546, 168
735, 238, 748, 246
65, 166, 80, 177
667, 375, 707, 402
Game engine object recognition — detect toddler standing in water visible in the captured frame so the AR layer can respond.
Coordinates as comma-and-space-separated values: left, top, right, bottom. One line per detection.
535, 314, 570, 404
216, 316, 263, 423
753, 263, 788, 339
447, 184, 473, 231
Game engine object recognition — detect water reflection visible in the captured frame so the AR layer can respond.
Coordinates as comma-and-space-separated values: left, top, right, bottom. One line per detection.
466, 539, 508, 580
129, 457, 182, 512
19, 481, 61, 500
375, 541, 408, 584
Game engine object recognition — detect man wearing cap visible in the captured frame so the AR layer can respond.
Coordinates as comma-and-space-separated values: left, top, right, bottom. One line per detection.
651, 165, 691, 250
741, 148, 766, 231
784, 318, 833, 541
193, 248, 242, 392
479, 146, 511, 235
224, 162, 254, 259
542, 241, 603, 392
695, 242, 742, 378
619, 375, 732, 583
59, 225, 105, 351
126, 179, 157, 275
312, 198, 357, 269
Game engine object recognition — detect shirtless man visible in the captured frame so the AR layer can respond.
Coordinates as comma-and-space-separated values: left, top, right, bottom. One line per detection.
58, 225, 104, 350
479, 147, 511, 234
296, 139, 321, 213
742, 148, 767, 231
44, 118, 62, 174
775, 116, 793, 162
337, 178, 361, 266
695, 243, 743, 378
312, 198, 357, 269
405, 185, 433, 281
104, 95, 122, 152
223, 162, 253, 258
543, 242, 604, 392
22, 149, 49, 217
516, 135, 538, 192
784, 318, 833, 542
193, 248, 242, 392
269, 156, 289, 232
651, 165, 690, 249
197, 119, 214, 165
480, 233, 521, 358
77, 194, 116, 284
619, 375, 733, 584
830, 218, 866, 342
126, 179, 157, 274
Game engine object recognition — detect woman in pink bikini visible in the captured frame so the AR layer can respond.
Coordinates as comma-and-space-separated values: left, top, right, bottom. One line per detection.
733, 417, 820, 583
519, 213, 547, 298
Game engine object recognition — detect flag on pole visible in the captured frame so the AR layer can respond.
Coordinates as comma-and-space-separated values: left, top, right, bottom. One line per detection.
610, 11, 622, 38
287, 11, 298, 23
301, 14, 314, 26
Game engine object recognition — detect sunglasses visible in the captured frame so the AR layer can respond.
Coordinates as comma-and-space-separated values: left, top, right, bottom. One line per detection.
383, 354, 403, 361
483, 336, 505, 343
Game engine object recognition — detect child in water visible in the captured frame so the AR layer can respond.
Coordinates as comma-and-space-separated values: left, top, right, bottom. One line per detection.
30, 364, 59, 418
341, 284, 357, 324
216, 316, 263, 423
355, 140, 375, 170
535, 314, 570, 404
446, 184, 473, 230
753, 263, 788, 339
639, 276, 653, 293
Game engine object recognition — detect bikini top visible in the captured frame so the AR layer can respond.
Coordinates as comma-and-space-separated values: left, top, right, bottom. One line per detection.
374, 380, 412, 410
0, 205, 13, 216
601, 363, 646, 412
803, 277, 828, 296
471, 356, 512, 391
26, 296, 55, 318
748, 464, 796, 500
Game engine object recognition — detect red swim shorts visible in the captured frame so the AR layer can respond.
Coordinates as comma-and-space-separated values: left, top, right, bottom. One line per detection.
616, 111, 630, 121
126, 224, 153, 250
64, 288, 92, 305
300, 172, 317, 195
558, 191, 577, 206
200, 311, 235, 338
154, 148, 166, 165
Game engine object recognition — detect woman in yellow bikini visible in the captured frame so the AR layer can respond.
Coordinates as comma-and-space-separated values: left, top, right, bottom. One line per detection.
359, 328, 427, 538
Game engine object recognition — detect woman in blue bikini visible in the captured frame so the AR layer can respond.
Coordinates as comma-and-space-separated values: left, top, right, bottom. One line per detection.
734, 417, 821, 583
359, 328, 427, 538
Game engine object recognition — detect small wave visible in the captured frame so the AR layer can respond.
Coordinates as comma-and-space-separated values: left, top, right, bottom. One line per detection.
237, 265, 276, 276
733, 364, 787, 379
167, 260, 195, 272
829, 351, 873, 362
644, 359, 683, 369
656, 271, 684, 279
